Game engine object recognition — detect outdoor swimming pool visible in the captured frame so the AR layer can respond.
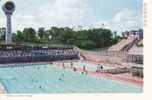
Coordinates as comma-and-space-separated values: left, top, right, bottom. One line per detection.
0, 64, 142, 93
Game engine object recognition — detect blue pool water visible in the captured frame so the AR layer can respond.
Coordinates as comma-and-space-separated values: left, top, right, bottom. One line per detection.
0, 64, 142, 93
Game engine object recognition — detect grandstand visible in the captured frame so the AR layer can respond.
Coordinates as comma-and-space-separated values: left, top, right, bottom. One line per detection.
108, 36, 138, 51
79, 29, 143, 66
0, 45, 79, 63
109, 29, 143, 52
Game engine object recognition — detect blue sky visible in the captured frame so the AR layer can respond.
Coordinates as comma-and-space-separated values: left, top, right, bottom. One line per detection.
0, 0, 143, 34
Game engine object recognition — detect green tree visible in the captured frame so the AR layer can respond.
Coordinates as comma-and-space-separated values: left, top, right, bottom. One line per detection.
13, 30, 24, 42
38, 27, 45, 39
12, 26, 120, 50
23, 28, 37, 42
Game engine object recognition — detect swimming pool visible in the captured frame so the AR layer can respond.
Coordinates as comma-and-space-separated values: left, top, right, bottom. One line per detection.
0, 64, 142, 93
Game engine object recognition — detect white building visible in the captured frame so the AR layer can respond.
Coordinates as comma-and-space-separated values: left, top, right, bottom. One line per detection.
127, 47, 143, 64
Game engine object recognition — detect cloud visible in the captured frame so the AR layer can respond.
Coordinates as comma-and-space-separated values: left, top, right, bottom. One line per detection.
0, 0, 143, 34
93, 9, 143, 34
23, 0, 89, 31
36, 0, 88, 25
12, 14, 40, 30
0, 0, 89, 31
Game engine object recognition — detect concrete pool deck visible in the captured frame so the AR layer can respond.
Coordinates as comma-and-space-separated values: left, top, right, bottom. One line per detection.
54, 61, 143, 86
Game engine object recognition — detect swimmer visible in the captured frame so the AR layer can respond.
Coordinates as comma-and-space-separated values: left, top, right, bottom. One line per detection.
39, 86, 42, 89
59, 73, 64, 81
59, 78, 62, 81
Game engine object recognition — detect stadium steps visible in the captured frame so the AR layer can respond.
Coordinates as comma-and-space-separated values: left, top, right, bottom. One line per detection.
108, 36, 138, 51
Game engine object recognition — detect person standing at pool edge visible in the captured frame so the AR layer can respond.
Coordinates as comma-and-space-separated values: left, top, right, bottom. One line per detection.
83, 65, 87, 75
100, 64, 103, 69
70, 62, 73, 69
96, 64, 103, 72
73, 67, 77, 72
83, 65, 86, 71
62, 62, 65, 69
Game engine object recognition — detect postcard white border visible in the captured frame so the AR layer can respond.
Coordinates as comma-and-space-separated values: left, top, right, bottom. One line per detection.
0, 0, 152, 100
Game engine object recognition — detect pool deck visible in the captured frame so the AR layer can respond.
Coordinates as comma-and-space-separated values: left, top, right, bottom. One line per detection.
54, 61, 143, 86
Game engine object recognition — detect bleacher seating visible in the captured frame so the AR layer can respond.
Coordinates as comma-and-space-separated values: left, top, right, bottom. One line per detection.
108, 36, 138, 51
0, 49, 79, 63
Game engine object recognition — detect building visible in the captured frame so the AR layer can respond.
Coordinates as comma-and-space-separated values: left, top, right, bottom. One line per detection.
127, 47, 143, 64
127, 46, 143, 78
139, 29, 143, 39
73, 25, 84, 31
122, 29, 143, 40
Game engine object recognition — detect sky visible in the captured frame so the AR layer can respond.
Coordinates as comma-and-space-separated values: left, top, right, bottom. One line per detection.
0, 0, 143, 34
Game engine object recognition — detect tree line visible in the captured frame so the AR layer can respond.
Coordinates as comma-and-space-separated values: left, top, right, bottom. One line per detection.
10, 27, 121, 49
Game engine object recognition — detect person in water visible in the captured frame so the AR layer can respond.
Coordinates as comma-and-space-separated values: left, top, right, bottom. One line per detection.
59, 78, 62, 81
39, 86, 42, 89
59, 73, 64, 81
